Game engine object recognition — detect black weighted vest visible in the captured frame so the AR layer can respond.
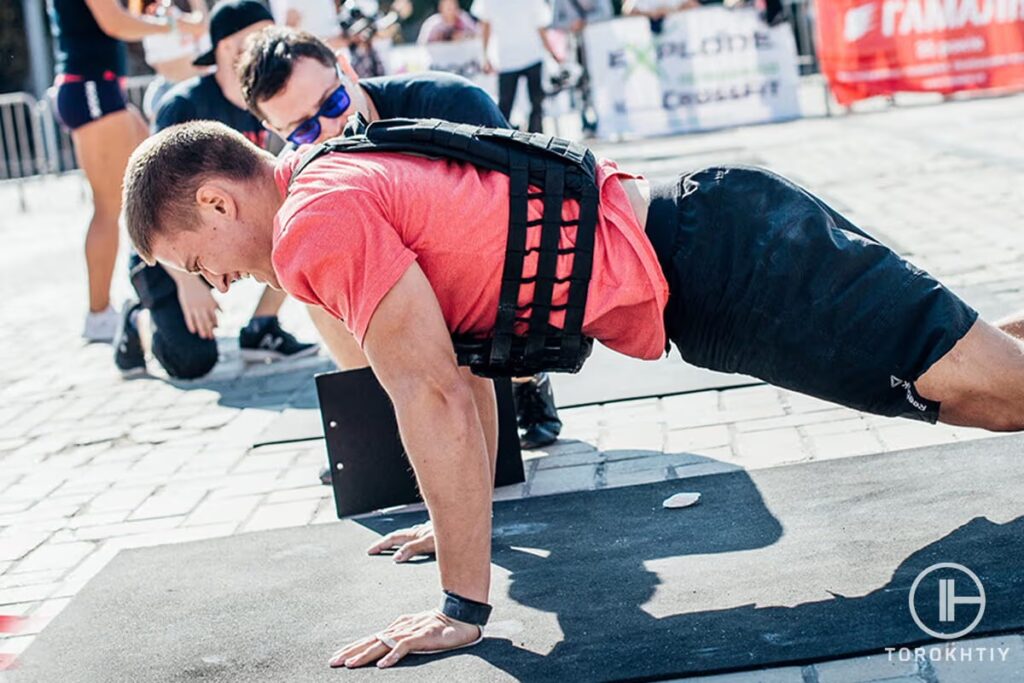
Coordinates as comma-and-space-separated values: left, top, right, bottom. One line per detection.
288, 117, 599, 378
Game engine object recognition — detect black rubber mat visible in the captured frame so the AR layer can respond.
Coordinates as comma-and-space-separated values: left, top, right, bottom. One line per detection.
13, 435, 1024, 682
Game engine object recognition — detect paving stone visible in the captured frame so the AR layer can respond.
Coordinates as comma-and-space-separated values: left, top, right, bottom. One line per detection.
664, 424, 732, 453
598, 422, 665, 451
526, 464, 598, 497
53, 545, 121, 597
128, 489, 207, 521
0, 634, 35, 657
87, 485, 158, 513
184, 495, 262, 527
808, 431, 885, 461
264, 485, 331, 505
664, 664, 805, 682
310, 500, 340, 525
0, 569, 67, 590
813, 651, 919, 682
801, 418, 872, 437
16, 597, 72, 637
0, 534, 49, 563
232, 451, 297, 474
875, 423, 960, 452
672, 460, 742, 480
63, 510, 132, 529
533, 446, 602, 470
106, 522, 238, 551
733, 428, 809, 466
241, 499, 320, 533
734, 409, 857, 434
604, 452, 704, 475
0, 583, 59, 606
10, 542, 95, 574
927, 634, 1024, 683
68, 516, 186, 542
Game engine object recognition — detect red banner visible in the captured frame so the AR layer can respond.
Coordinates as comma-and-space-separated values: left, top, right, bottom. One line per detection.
815, 0, 1024, 104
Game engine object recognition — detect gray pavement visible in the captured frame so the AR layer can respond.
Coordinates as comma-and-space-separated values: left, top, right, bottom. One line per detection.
1, 90, 1023, 681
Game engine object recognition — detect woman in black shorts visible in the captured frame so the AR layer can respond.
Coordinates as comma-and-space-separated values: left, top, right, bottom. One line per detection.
48, 0, 205, 341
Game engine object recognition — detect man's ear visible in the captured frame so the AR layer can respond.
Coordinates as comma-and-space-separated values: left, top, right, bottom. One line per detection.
335, 52, 360, 84
195, 183, 238, 219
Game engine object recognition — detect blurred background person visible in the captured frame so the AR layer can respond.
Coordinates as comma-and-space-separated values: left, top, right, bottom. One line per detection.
623, 0, 698, 33
338, 0, 396, 78
417, 0, 478, 45
269, 0, 345, 48
131, 0, 211, 121
47, 0, 205, 342
471, 0, 562, 133
550, 0, 614, 136
115, 0, 318, 379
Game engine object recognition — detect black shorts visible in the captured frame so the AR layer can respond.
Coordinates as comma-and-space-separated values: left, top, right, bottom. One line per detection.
52, 73, 127, 131
644, 166, 979, 422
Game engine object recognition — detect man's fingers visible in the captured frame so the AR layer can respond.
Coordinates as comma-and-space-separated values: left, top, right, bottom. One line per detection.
201, 308, 217, 339
393, 537, 434, 563
183, 308, 197, 335
366, 530, 415, 555
330, 639, 384, 668
377, 636, 415, 668
329, 634, 376, 662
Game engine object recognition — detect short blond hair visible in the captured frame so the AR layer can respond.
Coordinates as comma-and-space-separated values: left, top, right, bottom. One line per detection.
122, 121, 271, 262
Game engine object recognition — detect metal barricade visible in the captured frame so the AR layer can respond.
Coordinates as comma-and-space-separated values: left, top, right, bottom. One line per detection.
0, 92, 48, 180
0, 74, 156, 184
786, 0, 820, 75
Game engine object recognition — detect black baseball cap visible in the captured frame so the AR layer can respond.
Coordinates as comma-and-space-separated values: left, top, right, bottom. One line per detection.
192, 0, 274, 67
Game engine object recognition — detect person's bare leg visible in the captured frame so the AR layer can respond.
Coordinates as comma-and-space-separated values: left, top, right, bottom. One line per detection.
915, 318, 1024, 430
306, 304, 370, 369
252, 286, 288, 318
71, 107, 148, 312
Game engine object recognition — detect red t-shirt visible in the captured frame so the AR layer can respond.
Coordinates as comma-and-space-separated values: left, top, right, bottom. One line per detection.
272, 150, 669, 360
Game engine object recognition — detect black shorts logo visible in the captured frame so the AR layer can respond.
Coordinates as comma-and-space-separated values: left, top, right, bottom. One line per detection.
891, 375, 929, 413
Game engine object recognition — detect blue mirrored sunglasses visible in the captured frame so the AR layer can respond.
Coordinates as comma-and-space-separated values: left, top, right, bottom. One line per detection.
286, 79, 352, 146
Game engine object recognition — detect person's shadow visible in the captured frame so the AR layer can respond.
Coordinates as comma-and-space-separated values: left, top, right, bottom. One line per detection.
357, 459, 1024, 681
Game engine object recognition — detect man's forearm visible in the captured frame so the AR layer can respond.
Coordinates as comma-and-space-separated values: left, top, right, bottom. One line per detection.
392, 380, 492, 603
462, 369, 498, 483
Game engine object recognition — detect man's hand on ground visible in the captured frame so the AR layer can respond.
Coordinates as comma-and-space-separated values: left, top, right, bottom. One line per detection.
366, 521, 435, 562
329, 609, 482, 669
175, 275, 220, 340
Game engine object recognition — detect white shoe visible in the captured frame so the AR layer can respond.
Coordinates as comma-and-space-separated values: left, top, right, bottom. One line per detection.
83, 305, 119, 343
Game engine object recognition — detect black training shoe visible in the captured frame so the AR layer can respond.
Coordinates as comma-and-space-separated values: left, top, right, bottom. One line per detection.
319, 465, 332, 486
238, 316, 319, 362
514, 373, 563, 449
113, 300, 146, 377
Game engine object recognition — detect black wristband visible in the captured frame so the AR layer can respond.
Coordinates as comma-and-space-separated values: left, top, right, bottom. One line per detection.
440, 590, 492, 626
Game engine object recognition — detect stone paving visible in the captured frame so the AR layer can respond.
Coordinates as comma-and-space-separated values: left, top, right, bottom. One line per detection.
2, 90, 1024, 681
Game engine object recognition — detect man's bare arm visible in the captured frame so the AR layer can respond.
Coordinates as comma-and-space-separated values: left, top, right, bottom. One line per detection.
362, 264, 492, 603
461, 368, 498, 483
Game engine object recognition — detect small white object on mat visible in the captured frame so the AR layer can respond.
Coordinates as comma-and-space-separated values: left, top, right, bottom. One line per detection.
662, 492, 701, 509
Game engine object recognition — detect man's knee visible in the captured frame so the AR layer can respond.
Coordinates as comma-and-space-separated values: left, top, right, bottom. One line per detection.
919, 319, 1024, 431
152, 333, 218, 379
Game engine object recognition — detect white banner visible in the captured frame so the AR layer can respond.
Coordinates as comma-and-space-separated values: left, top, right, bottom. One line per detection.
583, 10, 802, 138
384, 39, 498, 100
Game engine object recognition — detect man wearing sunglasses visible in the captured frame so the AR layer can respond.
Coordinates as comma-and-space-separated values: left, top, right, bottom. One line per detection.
238, 26, 566, 460
115, 0, 319, 380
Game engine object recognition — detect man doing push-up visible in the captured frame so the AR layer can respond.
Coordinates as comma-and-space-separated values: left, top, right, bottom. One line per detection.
121, 118, 1024, 668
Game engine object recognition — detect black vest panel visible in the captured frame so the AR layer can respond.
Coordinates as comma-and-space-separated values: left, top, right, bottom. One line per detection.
289, 117, 599, 378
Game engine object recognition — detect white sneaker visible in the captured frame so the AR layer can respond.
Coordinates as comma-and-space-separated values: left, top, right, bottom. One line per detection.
83, 305, 119, 343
